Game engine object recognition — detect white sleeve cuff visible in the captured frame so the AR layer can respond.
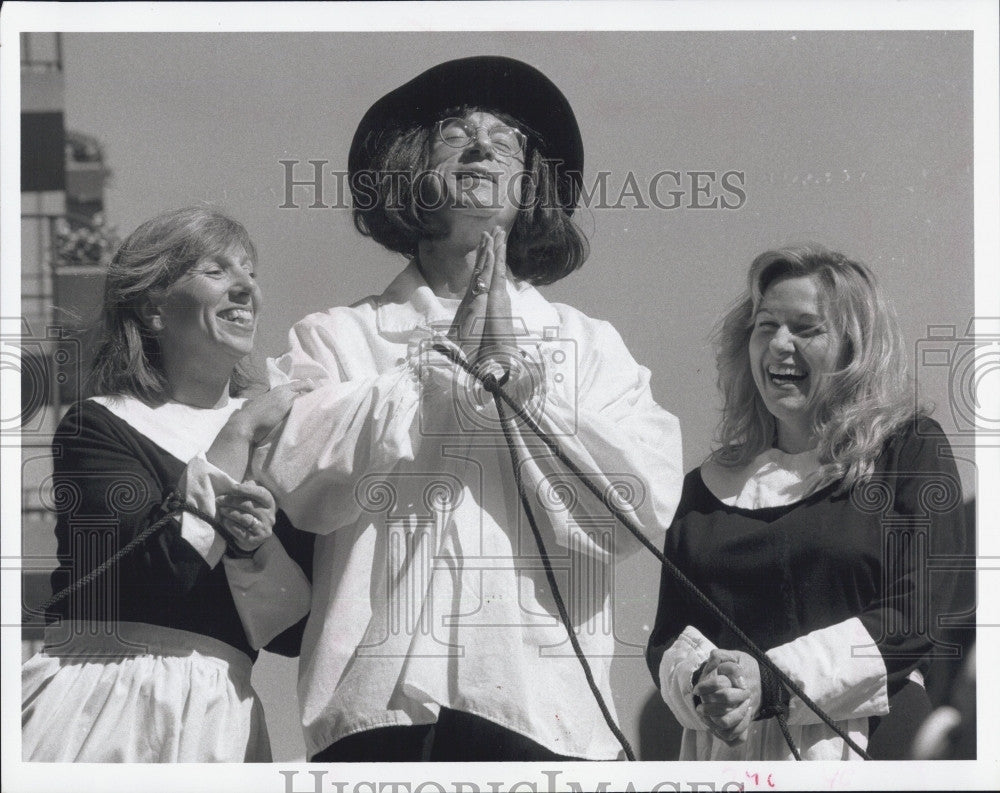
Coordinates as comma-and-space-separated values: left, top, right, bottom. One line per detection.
177, 453, 241, 567
222, 535, 311, 650
658, 625, 718, 730
766, 616, 889, 725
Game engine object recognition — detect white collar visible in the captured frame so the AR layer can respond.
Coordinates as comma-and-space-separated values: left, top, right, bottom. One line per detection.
374, 260, 562, 339
90, 394, 245, 463
701, 446, 833, 509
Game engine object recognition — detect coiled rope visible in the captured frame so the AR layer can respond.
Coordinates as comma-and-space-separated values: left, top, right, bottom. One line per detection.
436, 343, 872, 761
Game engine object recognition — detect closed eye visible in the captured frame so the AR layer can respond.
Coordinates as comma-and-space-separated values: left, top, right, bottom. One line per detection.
793, 323, 827, 338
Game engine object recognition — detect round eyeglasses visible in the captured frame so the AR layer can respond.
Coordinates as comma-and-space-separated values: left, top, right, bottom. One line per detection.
436, 117, 526, 157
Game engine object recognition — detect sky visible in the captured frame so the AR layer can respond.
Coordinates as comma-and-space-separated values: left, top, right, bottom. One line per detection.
59, 29, 976, 485
4, 2, 999, 790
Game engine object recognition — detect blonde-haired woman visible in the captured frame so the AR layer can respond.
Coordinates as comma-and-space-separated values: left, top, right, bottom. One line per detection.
647, 245, 965, 760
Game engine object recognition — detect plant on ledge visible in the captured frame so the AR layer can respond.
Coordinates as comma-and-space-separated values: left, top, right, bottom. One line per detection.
53, 212, 120, 268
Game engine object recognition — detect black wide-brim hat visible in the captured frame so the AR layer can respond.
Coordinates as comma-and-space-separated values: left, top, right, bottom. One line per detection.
348, 56, 584, 212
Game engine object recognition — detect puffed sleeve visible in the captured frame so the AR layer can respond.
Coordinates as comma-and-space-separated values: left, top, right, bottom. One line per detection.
260, 511, 315, 657
767, 418, 966, 725
222, 533, 311, 650
251, 308, 456, 534
48, 402, 212, 611
506, 317, 684, 560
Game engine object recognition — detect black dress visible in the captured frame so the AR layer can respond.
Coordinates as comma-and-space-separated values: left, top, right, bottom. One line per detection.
23, 398, 313, 761
646, 417, 966, 760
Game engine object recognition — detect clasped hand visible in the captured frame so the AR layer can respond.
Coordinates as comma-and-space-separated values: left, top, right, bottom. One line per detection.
693, 648, 762, 746
447, 227, 523, 380
216, 481, 276, 553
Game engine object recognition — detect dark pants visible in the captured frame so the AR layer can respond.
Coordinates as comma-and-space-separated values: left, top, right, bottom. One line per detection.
311, 708, 579, 762
867, 680, 933, 760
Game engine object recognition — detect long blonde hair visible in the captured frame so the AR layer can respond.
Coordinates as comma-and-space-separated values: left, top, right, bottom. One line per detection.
712, 245, 920, 489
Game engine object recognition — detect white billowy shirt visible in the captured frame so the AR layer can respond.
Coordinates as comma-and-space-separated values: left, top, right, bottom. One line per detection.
252, 262, 683, 759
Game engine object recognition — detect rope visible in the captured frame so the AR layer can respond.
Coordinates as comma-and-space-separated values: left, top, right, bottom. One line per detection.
486, 372, 636, 760
435, 343, 872, 761
757, 655, 801, 759
777, 713, 803, 761
37, 497, 239, 616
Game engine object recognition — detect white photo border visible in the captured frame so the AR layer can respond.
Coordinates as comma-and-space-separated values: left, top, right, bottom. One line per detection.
2, 2, 997, 791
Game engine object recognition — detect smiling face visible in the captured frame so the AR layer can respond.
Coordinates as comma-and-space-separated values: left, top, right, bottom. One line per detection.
748, 274, 843, 450
426, 110, 527, 229
151, 243, 260, 372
